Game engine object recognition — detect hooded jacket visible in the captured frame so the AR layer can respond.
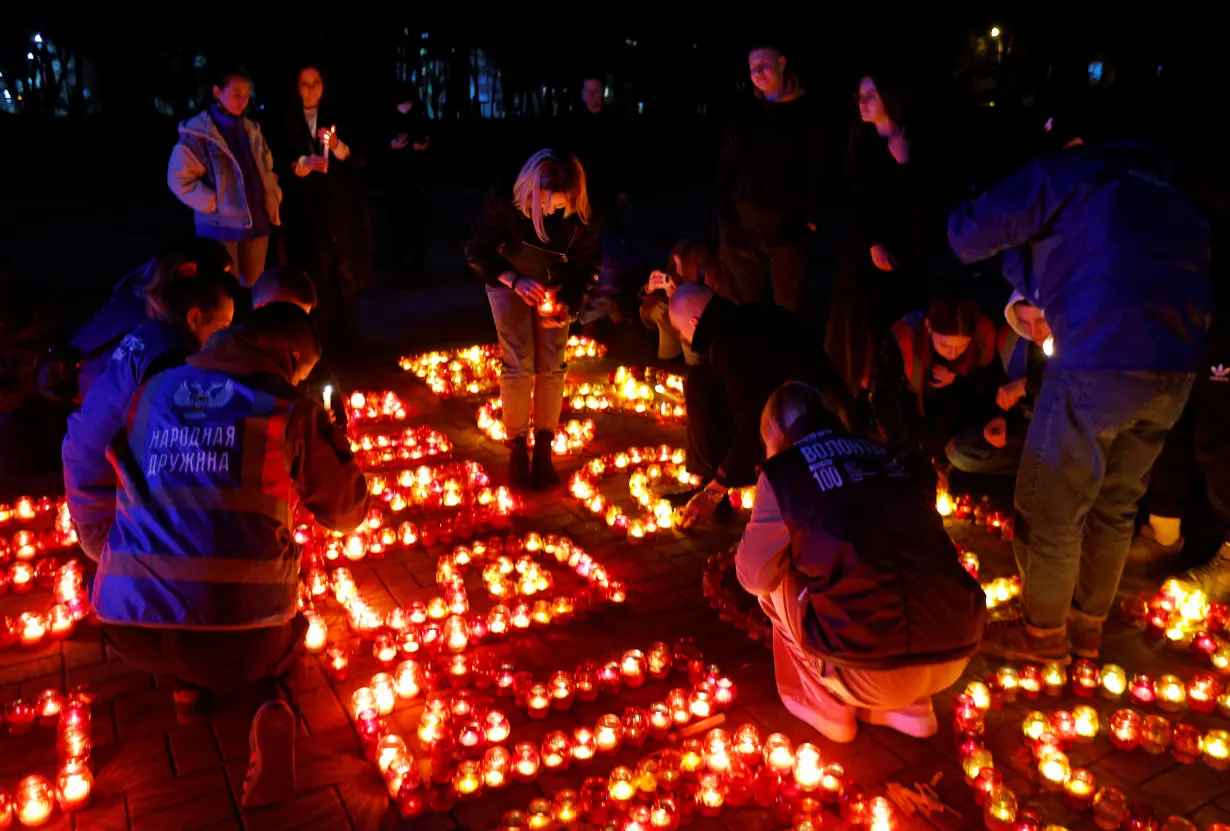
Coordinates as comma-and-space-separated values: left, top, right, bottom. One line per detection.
948, 141, 1212, 373
91, 322, 367, 630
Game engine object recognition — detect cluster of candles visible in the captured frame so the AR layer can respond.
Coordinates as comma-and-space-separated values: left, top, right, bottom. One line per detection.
0, 497, 89, 650
955, 678, 1230, 831
343, 389, 409, 424
0, 496, 60, 527
568, 446, 753, 541
486, 730, 900, 831
476, 400, 597, 456
290, 461, 520, 559
935, 490, 1014, 540
952, 549, 1022, 613
0, 685, 95, 826
399, 337, 607, 398
564, 366, 687, 423
1119, 579, 1230, 658
348, 425, 453, 471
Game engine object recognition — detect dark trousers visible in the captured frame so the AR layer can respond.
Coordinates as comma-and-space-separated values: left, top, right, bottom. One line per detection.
102, 615, 307, 703
1014, 371, 1193, 629
1144, 318, 1230, 543
684, 363, 735, 482
718, 237, 807, 313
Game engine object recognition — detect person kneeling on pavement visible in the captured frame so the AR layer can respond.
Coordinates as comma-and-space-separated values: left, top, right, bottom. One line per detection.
736, 380, 985, 743
90, 303, 368, 807
667, 283, 851, 527
638, 239, 714, 364
946, 292, 1050, 476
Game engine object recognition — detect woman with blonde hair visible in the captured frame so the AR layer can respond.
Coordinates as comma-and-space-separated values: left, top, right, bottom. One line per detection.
465, 149, 601, 489
736, 380, 985, 743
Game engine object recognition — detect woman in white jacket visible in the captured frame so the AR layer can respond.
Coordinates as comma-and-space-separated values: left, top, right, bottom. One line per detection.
167, 66, 282, 287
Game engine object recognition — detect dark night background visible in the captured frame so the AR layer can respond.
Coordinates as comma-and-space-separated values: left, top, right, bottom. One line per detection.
1, 12, 1225, 339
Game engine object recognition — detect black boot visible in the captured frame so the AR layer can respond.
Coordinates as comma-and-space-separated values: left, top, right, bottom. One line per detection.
508, 437, 532, 490
532, 429, 560, 489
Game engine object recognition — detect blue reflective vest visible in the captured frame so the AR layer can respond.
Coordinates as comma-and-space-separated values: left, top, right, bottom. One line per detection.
92, 364, 299, 629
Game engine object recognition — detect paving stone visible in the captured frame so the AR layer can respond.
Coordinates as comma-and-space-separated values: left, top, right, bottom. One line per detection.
1140, 763, 1230, 818
333, 767, 404, 831
115, 685, 180, 741
240, 785, 352, 831
167, 724, 223, 776
95, 733, 176, 798
72, 797, 131, 831
294, 727, 367, 792
298, 686, 351, 735
127, 768, 236, 830
0, 653, 61, 685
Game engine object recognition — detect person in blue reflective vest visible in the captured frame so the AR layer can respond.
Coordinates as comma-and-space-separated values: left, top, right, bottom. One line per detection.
63, 270, 236, 561
92, 303, 367, 807
946, 291, 1050, 476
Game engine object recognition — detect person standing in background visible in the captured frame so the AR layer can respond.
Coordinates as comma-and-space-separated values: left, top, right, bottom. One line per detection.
716, 43, 828, 313
388, 85, 431, 285
278, 64, 373, 359
167, 66, 281, 288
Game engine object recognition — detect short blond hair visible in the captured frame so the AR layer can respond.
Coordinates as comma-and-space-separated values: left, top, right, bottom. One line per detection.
512, 149, 591, 243
760, 380, 855, 453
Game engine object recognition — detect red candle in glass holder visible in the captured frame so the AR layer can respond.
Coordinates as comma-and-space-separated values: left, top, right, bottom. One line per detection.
594, 714, 623, 755
1071, 659, 1100, 697
1187, 673, 1221, 713
688, 685, 714, 719
18, 612, 45, 647
574, 662, 599, 702
973, 766, 1002, 806
36, 689, 64, 727
46, 605, 74, 640
525, 683, 551, 719
372, 631, 399, 665
5, 699, 35, 735
456, 720, 486, 758
647, 642, 674, 679
620, 650, 647, 688
623, 707, 649, 747
1018, 664, 1043, 699
512, 741, 540, 782
954, 693, 985, 734
1156, 674, 1186, 712
571, 727, 597, 764
1141, 715, 1173, 754
580, 776, 610, 825
1049, 710, 1078, 745
56, 758, 93, 812
1130, 674, 1156, 707
598, 661, 621, 695
481, 709, 510, 745
648, 703, 672, 738
1064, 769, 1095, 810
16, 774, 54, 827
541, 731, 572, 770
548, 670, 574, 710
712, 676, 736, 709
1170, 723, 1202, 764
481, 745, 511, 789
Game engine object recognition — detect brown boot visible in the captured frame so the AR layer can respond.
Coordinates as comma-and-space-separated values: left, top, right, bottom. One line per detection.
1067, 608, 1105, 659
979, 617, 1071, 665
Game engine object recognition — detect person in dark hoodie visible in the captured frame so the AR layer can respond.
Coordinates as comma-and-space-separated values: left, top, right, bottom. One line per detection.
947, 91, 1213, 663
667, 283, 851, 526
716, 43, 828, 313
90, 303, 367, 808
465, 149, 600, 490
51, 238, 233, 404
62, 270, 236, 560
738, 381, 985, 743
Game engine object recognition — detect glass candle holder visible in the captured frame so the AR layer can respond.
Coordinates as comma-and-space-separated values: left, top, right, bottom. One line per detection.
1038, 751, 1070, 791
964, 681, 993, 711
609, 766, 637, 803
595, 713, 623, 754
56, 760, 92, 813
1071, 660, 1101, 697
598, 661, 621, 695
580, 777, 609, 825
1022, 711, 1048, 746
552, 790, 580, 828
1186, 674, 1221, 714
527, 798, 553, 831
649, 702, 672, 738
16, 774, 54, 827
547, 670, 574, 710
995, 666, 1020, 703
1171, 723, 1202, 764
571, 727, 597, 764
647, 642, 674, 679
1110, 709, 1142, 751
666, 688, 691, 725
1019, 664, 1043, 699
696, 772, 725, 817
1130, 674, 1156, 707
702, 728, 731, 774
620, 650, 647, 688
1042, 662, 1068, 696
1064, 769, 1095, 810
371, 674, 396, 715
678, 739, 703, 776
574, 662, 599, 702
1093, 788, 1129, 831
635, 758, 660, 796
1201, 729, 1229, 770
540, 731, 571, 771
1073, 705, 1100, 742
649, 796, 679, 830
512, 741, 540, 782
1141, 715, 1173, 754
453, 759, 483, 801
732, 724, 762, 767
764, 733, 794, 775
792, 743, 823, 791
525, 683, 551, 719
973, 767, 1002, 806
983, 785, 1018, 831
482, 745, 510, 789
1156, 675, 1186, 712
963, 747, 993, 784
688, 686, 714, 719
1100, 665, 1127, 701
1049, 710, 1078, 745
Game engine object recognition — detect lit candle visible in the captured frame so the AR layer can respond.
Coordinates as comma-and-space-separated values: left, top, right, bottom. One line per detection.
512, 741, 540, 782
620, 650, 647, 688
702, 728, 731, 774
1022, 711, 1048, 745
482, 745, 510, 789
1019, 664, 1042, 699
46, 605, 74, 640
1073, 705, 1099, 742
609, 766, 636, 803
622, 706, 649, 747
1038, 750, 1070, 791
1093, 787, 1129, 831
1141, 714, 1173, 754
371, 674, 396, 715
732, 723, 762, 766
303, 613, 328, 653
1071, 659, 1100, 697
1187, 673, 1221, 713
820, 763, 844, 804
973, 767, 1002, 806
1063, 769, 1095, 810
484, 710, 511, 744
36, 689, 64, 727
649, 796, 679, 830
541, 731, 572, 770
1042, 662, 1068, 696
696, 772, 725, 817
647, 642, 674, 679
453, 759, 483, 801
1172, 722, 1203, 764
793, 742, 823, 791
5, 699, 36, 735
571, 727, 596, 764
764, 733, 794, 775
1101, 664, 1127, 700
982, 785, 1018, 831
326, 648, 349, 681
1202, 729, 1229, 770
527, 798, 553, 830
552, 790, 579, 827
648, 702, 672, 737
548, 670, 574, 709
962, 747, 993, 784
18, 612, 46, 647
526, 683, 550, 719
1049, 710, 1078, 745
1129, 673, 1156, 707
1109, 709, 1142, 751
374, 734, 407, 775
1156, 674, 1186, 712
995, 666, 1019, 703
16, 774, 54, 827
964, 681, 992, 711
688, 686, 714, 719
867, 795, 897, 831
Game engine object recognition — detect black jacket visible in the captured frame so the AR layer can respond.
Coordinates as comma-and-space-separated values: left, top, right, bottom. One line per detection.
692, 296, 849, 487
718, 93, 830, 247
762, 411, 986, 670
464, 180, 601, 310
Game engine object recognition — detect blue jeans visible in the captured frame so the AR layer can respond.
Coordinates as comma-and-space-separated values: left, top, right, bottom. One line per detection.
1015, 371, 1194, 629
486, 286, 569, 439
946, 422, 1026, 476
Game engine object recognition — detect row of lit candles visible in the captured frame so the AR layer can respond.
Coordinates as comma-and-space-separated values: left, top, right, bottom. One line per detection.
348, 425, 453, 470
935, 490, 1015, 539
1, 560, 88, 650
476, 404, 597, 456
0, 688, 95, 825
0, 495, 61, 526
343, 389, 408, 423
399, 337, 607, 398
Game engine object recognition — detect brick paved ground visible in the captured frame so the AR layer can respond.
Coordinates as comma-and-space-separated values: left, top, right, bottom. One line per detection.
3, 351, 1229, 831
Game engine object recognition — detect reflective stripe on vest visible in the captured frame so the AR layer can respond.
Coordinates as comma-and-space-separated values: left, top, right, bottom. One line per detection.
94, 365, 298, 630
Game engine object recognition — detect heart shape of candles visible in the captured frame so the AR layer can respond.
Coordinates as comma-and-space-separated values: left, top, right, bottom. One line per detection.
399, 336, 607, 399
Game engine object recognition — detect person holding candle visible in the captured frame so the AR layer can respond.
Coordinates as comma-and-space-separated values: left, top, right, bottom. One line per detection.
89, 303, 368, 807
277, 64, 372, 359
62, 270, 236, 561
870, 298, 1000, 468
638, 239, 714, 364
947, 88, 1213, 663
667, 283, 852, 527
465, 148, 600, 490
946, 291, 1050, 476
167, 65, 282, 287
735, 381, 985, 741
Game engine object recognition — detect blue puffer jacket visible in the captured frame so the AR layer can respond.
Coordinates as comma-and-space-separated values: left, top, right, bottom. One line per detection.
70, 260, 155, 400
62, 321, 198, 547
948, 141, 1213, 373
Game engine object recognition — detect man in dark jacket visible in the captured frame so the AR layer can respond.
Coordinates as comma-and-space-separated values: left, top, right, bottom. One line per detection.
90, 303, 368, 808
717, 44, 828, 313
947, 109, 1213, 663
668, 283, 849, 525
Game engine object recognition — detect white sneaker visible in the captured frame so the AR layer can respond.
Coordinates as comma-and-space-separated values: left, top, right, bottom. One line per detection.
1181, 545, 1230, 602
242, 700, 297, 808
781, 694, 858, 743
858, 699, 939, 738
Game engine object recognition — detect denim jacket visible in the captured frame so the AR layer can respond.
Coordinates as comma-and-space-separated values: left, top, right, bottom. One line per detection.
167, 110, 282, 231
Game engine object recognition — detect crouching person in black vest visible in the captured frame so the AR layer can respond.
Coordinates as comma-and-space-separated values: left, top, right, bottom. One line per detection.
91, 303, 368, 807
737, 381, 986, 743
